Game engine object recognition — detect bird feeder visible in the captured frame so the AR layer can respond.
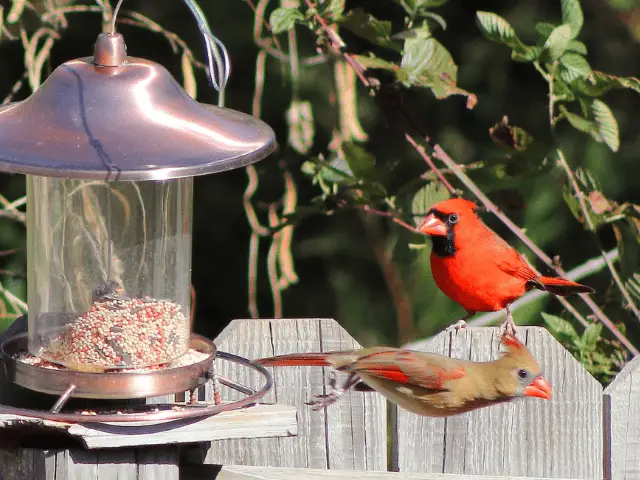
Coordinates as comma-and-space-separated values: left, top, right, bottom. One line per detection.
0, 23, 274, 420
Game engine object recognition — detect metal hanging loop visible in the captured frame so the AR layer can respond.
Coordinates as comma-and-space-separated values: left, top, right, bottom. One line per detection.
110, 0, 231, 98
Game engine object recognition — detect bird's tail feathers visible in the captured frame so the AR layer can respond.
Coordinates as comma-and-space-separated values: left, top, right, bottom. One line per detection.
254, 353, 331, 367
534, 276, 594, 296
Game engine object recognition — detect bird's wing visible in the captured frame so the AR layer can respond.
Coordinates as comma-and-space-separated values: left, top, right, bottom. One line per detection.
346, 350, 466, 390
488, 235, 538, 282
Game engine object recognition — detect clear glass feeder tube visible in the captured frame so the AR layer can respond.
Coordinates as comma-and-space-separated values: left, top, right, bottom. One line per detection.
26, 176, 193, 370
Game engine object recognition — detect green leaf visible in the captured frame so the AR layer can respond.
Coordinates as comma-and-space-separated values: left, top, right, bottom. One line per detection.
591, 99, 620, 152
411, 182, 451, 226
582, 323, 603, 352
339, 9, 399, 51
395, 0, 450, 19
559, 100, 619, 152
559, 105, 595, 133
323, 0, 345, 21
561, 0, 584, 38
535, 22, 556, 39
613, 218, 640, 283
286, 100, 314, 155
544, 24, 572, 60
352, 54, 397, 71
476, 12, 537, 62
542, 312, 579, 341
342, 143, 376, 179
399, 35, 476, 106
558, 52, 591, 83
574, 70, 640, 97
269, 7, 304, 34
567, 40, 587, 55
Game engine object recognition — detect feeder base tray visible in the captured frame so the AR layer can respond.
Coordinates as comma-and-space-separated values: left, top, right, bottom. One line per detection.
2, 333, 215, 399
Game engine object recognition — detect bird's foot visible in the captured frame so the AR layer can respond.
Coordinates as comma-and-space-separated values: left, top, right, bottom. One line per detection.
306, 372, 358, 411
445, 319, 468, 333
307, 390, 345, 411
499, 315, 518, 336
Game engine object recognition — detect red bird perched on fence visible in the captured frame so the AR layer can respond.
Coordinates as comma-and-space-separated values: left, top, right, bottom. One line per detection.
254, 333, 551, 417
419, 198, 594, 333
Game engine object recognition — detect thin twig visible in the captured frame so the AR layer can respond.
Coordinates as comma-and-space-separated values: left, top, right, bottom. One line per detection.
267, 204, 283, 318
405, 134, 456, 194
556, 150, 640, 320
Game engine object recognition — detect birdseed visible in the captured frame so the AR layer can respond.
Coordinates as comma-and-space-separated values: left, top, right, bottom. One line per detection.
38, 298, 190, 369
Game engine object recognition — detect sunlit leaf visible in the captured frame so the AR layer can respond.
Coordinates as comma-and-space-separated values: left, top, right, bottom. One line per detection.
574, 70, 640, 97
558, 52, 591, 83
476, 12, 537, 62
323, 0, 345, 21
353, 54, 397, 71
561, 0, 584, 38
542, 312, 579, 342
582, 323, 603, 352
591, 99, 620, 152
269, 7, 304, 34
544, 24, 572, 60
567, 40, 587, 55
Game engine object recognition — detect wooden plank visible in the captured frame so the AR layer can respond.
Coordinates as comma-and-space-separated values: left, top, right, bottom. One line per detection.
195, 318, 386, 471
395, 327, 603, 479
603, 354, 640, 480
181, 464, 580, 480
137, 447, 180, 480
319, 318, 387, 471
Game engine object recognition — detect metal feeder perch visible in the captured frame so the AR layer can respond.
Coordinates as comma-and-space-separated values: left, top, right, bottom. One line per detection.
0, 5, 275, 423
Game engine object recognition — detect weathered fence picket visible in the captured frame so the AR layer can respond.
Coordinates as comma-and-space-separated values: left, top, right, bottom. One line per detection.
0, 317, 638, 479
604, 355, 640, 480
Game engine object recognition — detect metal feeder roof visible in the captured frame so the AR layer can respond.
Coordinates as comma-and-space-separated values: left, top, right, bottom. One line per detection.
0, 33, 276, 181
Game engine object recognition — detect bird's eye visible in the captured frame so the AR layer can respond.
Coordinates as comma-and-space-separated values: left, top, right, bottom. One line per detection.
448, 213, 459, 224
517, 369, 528, 379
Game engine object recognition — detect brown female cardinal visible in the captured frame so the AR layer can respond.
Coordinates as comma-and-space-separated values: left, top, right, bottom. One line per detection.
419, 198, 594, 334
254, 333, 551, 417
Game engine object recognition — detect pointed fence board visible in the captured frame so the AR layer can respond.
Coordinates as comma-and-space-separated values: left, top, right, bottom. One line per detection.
197, 318, 387, 471
394, 327, 603, 480
604, 354, 640, 480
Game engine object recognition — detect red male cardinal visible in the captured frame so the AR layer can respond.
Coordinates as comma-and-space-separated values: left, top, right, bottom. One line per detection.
419, 198, 594, 333
255, 333, 551, 417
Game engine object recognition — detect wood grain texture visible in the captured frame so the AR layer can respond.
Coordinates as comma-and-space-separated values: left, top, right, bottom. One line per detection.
0, 403, 296, 449
181, 464, 580, 480
197, 319, 387, 471
604, 354, 640, 480
394, 327, 603, 480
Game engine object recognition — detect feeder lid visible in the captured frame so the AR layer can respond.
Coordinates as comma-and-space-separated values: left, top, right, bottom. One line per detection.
0, 33, 276, 181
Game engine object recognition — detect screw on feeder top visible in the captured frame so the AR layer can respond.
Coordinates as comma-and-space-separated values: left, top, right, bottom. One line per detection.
93, 33, 127, 68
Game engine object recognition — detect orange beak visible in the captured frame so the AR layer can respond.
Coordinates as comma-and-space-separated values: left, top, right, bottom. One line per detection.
419, 213, 448, 236
523, 376, 552, 400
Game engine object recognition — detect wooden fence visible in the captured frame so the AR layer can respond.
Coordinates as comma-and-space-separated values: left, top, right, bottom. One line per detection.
0, 318, 637, 479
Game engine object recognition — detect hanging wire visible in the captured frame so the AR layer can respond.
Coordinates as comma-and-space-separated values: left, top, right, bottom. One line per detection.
109, 0, 231, 106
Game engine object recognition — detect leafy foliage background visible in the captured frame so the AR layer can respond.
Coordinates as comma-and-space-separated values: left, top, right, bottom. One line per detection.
0, 0, 639, 383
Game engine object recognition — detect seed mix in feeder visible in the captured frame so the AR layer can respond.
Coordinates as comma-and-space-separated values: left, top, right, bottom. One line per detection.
42, 294, 190, 370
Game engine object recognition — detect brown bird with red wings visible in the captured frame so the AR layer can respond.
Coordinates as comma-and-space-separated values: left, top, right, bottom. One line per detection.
419, 198, 594, 333
255, 333, 551, 417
